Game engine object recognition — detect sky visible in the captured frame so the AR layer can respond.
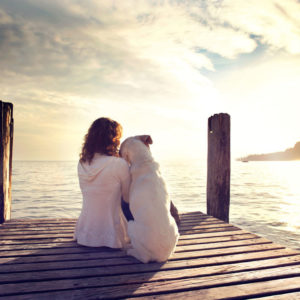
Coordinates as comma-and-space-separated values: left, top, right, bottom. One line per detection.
1, 0, 300, 161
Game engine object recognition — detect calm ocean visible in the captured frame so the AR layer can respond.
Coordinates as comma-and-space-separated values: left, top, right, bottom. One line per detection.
11, 160, 300, 250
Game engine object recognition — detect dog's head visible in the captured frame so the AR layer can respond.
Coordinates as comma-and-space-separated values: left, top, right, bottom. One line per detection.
120, 135, 153, 164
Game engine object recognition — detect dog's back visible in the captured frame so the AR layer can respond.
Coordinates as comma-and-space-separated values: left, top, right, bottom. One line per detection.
120, 136, 179, 263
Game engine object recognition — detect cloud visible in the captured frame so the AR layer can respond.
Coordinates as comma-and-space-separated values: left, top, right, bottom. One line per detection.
0, 0, 300, 160
0, 0, 259, 117
1, 0, 299, 82
211, 0, 300, 54
0, 1, 256, 90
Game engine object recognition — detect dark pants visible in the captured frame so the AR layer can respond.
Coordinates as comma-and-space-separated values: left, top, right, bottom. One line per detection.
121, 198, 134, 221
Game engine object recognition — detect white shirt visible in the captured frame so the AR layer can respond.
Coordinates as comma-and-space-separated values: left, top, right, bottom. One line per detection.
74, 154, 130, 248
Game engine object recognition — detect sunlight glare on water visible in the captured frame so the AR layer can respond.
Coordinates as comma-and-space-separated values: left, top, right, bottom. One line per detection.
268, 162, 300, 233
230, 161, 300, 250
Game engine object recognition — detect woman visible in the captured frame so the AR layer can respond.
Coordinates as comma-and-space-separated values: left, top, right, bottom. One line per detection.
74, 117, 131, 248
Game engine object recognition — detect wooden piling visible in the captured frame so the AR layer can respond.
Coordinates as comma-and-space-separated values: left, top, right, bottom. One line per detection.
0, 101, 14, 224
207, 113, 230, 222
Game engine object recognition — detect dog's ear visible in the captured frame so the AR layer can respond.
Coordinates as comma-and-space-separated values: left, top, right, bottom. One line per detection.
137, 135, 153, 146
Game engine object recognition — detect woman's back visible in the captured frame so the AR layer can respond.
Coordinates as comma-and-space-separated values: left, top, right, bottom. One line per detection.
74, 154, 130, 248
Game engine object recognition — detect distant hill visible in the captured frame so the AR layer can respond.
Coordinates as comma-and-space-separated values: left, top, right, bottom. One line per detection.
238, 142, 300, 161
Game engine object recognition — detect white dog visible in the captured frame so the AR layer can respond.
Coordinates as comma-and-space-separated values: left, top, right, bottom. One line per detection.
120, 135, 179, 263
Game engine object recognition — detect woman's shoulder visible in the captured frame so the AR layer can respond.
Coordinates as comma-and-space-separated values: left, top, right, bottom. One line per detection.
92, 154, 128, 169
109, 156, 130, 178
78, 154, 118, 170
78, 155, 129, 177
110, 156, 129, 167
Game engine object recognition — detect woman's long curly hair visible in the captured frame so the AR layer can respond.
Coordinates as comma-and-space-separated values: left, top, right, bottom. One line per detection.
80, 117, 122, 164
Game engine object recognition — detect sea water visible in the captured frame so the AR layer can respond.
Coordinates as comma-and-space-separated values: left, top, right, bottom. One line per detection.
11, 160, 300, 250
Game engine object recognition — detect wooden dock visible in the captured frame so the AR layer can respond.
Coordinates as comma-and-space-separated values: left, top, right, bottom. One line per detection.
1, 211, 300, 299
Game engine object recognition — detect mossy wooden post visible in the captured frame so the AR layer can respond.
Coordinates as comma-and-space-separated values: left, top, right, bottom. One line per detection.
207, 113, 230, 222
0, 101, 14, 224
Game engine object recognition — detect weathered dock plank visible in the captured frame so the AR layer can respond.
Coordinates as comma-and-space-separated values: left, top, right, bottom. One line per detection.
0, 211, 300, 299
